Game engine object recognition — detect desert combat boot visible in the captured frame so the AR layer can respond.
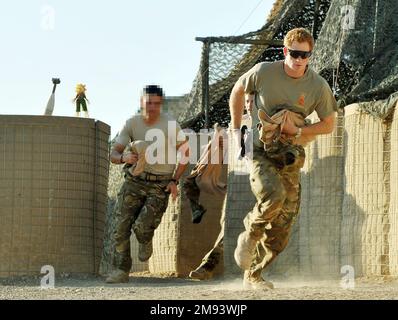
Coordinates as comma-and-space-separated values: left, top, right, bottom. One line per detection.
243, 270, 274, 290
105, 269, 129, 284
189, 265, 214, 280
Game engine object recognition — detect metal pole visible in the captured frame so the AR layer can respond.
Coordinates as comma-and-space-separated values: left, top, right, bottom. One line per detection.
312, 0, 321, 40
202, 40, 210, 129
195, 37, 283, 46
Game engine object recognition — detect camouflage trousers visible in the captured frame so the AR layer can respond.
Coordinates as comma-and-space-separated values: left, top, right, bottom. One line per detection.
112, 173, 170, 272
244, 141, 305, 278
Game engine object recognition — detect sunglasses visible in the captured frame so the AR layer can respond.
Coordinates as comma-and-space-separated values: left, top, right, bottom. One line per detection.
288, 48, 312, 59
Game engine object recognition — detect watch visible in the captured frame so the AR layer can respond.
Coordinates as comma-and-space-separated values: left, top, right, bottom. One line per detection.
171, 178, 179, 185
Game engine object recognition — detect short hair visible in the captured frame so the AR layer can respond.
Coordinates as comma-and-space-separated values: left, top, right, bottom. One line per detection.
284, 28, 314, 51
143, 85, 164, 97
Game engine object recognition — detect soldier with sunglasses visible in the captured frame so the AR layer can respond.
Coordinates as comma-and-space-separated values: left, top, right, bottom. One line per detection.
229, 28, 337, 289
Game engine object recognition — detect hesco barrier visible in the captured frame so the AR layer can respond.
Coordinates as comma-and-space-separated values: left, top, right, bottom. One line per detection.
389, 103, 398, 275
0, 115, 110, 277
341, 105, 390, 276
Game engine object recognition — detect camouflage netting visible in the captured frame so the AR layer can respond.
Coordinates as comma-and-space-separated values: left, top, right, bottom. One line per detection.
180, 0, 398, 130
179, 0, 332, 130
311, 0, 398, 118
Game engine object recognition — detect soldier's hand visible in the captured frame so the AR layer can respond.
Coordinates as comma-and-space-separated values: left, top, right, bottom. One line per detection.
166, 181, 178, 201
281, 119, 298, 136
123, 152, 139, 165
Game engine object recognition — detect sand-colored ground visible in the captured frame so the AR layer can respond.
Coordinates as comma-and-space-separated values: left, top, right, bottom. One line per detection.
1, 272, 398, 300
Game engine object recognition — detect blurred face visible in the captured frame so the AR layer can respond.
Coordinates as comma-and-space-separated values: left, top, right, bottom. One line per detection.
141, 94, 162, 121
283, 40, 312, 76
245, 94, 255, 113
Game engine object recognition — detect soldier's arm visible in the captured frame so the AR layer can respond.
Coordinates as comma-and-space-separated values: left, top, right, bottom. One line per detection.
172, 140, 190, 182
229, 82, 245, 130
110, 143, 138, 165
165, 141, 189, 201
282, 112, 336, 137
301, 112, 335, 136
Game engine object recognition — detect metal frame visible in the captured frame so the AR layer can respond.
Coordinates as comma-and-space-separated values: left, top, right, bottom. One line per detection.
195, 36, 283, 129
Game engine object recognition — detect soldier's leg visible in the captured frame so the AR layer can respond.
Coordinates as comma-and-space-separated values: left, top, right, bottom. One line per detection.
190, 203, 225, 280
133, 183, 170, 261
248, 145, 304, 278
183, 176, 206, 223
112, 181, 145, 273
235, 149, 286, 271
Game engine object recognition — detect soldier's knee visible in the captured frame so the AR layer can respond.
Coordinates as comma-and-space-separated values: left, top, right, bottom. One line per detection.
133, 223, 154, 243
258, 188, 286, 212
115, 238, 130, 253
123, 194, 141, 209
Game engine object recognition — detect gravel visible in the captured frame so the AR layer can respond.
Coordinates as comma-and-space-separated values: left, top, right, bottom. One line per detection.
1, 273, 398, 300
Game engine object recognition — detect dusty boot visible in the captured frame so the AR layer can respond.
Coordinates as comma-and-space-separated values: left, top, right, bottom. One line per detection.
138, 240, 153, 262
234, 231, 256, 270
105, 269, 129, 284
75, 112, 80, 117
189, 265, 214, 281
190, 201, 207, 224
83, 111, 89, 118
243, 270, 274, 290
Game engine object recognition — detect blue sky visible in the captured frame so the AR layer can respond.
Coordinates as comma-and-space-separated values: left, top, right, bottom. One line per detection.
0, 0, 273, 137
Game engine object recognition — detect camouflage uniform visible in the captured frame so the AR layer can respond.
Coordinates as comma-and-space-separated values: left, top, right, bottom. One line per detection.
234, 60, 337, 283
244, 141, 305, 278
112, 170, 170, 272
197, 209, 225, 272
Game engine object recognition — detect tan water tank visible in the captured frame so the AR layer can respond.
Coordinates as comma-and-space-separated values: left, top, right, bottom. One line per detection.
0, 115, 110, 277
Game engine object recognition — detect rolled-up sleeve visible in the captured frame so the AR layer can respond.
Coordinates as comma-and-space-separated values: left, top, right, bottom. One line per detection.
238, 63, 267, 94
315, 80, 338, 119
114, 119, 132, 147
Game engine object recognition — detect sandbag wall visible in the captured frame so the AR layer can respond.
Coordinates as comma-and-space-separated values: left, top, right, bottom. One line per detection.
0, 115, 110, 277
